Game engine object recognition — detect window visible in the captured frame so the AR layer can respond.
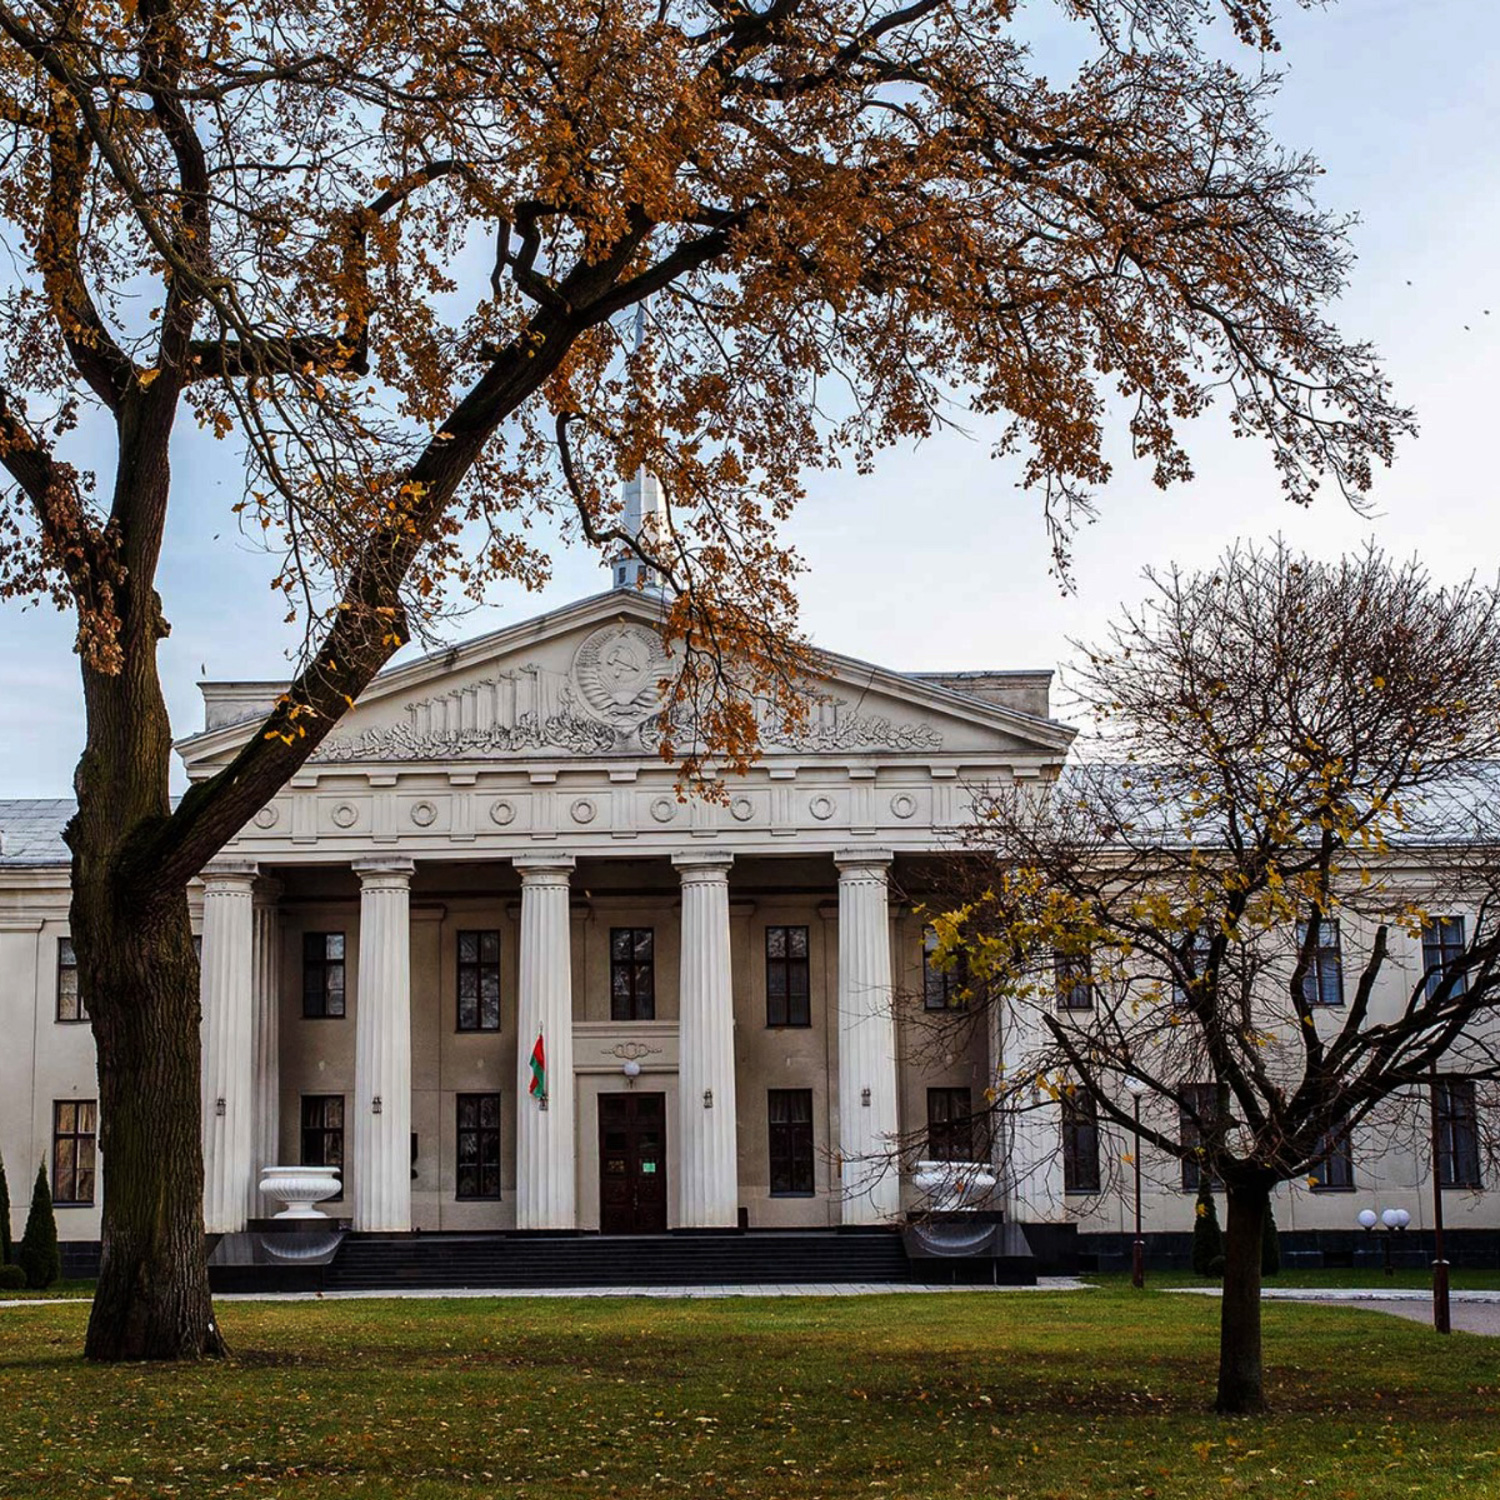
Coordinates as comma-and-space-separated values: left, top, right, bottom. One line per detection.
52, 1099, 97, 1205
765, 926, 811, 1027
56, 937, 87, 1023
1308, 1127, 1355, 1191
1434, 1077, 1482, 1189
926, 1087, 976, 1162
456, 1093, 502, 1200
768, 1089, 815, 1195
457, 930, 502, 1032
301, 1095, 345, 1191
1180, 1082, 1221, 1191
1055, 950, 1094, 1011
610, 928, 656, 1021
302, 932, 346, 1019
1171, 928, 1214, 1007
1062, 1092, 1101, 1193
1294, 918, 1344, 1007
923, 927, 969, 1011
1422, 917, 1468, 1000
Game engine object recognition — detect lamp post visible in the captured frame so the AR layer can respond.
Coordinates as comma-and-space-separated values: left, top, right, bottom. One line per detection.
1125, 1076, 1148, 1289
1429, 1064, 1452, 1335
1357, 1206, 1410, 1276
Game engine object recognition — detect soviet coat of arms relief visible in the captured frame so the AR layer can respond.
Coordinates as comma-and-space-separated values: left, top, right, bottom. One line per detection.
570, 623, 674, 748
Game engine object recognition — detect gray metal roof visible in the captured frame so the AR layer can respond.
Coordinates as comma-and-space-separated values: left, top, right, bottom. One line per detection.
0, 799, 74, 866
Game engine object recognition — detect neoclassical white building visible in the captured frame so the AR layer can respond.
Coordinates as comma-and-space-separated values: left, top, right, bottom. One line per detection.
0, 581, 1084, 1251
4, 577, 1498, 1272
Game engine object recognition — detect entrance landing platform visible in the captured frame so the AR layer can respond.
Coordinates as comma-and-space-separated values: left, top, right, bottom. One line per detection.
208, 1227, 1037, 1295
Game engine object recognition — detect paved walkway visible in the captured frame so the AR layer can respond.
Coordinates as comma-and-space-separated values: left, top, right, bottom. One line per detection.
1, 1278, 1089, 1309
1172, 1285, 1500, 1335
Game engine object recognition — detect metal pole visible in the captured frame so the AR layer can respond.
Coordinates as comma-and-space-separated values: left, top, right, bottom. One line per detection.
1131, 1095, 1145, 1289
1430, 1065, 1452, 1335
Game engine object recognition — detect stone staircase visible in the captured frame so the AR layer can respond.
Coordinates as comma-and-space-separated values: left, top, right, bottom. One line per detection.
319, 1228, 912, 1292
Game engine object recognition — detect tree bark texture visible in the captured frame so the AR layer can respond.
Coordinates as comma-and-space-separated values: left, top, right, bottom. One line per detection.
1215, 1180, 1269, 1414
71, 400, 225, 1362
79, 888, 223, 1361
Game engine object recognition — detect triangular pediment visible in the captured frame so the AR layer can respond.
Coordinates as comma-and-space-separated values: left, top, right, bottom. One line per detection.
177, 590, 1074, 771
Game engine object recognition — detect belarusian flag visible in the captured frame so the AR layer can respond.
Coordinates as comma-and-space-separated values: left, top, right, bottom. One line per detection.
528, 1032, 547, 1102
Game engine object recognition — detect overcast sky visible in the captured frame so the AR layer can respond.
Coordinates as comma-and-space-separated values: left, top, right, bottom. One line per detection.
2, 0, 1496, 798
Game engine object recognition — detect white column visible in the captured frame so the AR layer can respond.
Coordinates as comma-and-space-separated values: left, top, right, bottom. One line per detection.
1001, 1003, 1067, 1221
250, 879, 281, 1217
352, 858, 415, 1232
674, 852, 738, 1228
515, 857, 577, 1230
835, 851, 901, 1225
200, 860, 258, 1235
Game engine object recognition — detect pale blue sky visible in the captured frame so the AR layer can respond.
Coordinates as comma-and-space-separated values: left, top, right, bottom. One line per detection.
2, 0, 1496, 796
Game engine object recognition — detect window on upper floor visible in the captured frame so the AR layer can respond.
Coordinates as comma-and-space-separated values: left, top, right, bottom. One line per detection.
456, 930, 502, 1032
56, 937, 87, 1023
1434, 1077, 1482, 1189
1062, 1091, 1102, 1194
610, 927, 655, 1022
1294, 917, 1344, 1008
1055, 950, 1094, 1012
1308, 1127, 1355, 1192
456, 1093, 502, 1200
923, 926, 969, 1011
768, 1089, 815, 1196
1170, 928, 1214, 1008
52, 1099, 97, 1205
1422, 917, 1468, 1001
302, 932, 346, 1019
765, 925, 811, 1028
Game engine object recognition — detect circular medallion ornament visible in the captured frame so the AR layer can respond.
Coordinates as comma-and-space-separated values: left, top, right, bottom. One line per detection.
809, 794, 835, 822
730, 795, 755, 823
331, 802, 358, 829
571, 797, 598, 825
571, 623, 671, 734
410, 800, 437, 828
650, 796, 678, 824
489, 798, 516, 826
252, 805, 279, 830
890, 793, 917, 820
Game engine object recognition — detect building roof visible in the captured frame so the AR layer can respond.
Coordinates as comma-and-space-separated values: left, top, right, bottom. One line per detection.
0, 798, 74, 867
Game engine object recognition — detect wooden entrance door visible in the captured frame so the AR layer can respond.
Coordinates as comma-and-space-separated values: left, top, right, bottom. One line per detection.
599, 1092, 668, 1234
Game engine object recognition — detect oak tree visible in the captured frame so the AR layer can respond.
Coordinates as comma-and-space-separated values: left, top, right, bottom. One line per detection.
931, 544, 1500, 1413
0, 0, 1411, 1359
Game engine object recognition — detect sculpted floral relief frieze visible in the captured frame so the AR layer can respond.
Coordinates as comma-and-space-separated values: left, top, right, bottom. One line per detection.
313, 622, 946, 763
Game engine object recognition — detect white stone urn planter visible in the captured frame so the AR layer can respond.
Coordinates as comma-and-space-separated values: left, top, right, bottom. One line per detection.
912, 1160, 998, 1213
259, 1165, 341, 1220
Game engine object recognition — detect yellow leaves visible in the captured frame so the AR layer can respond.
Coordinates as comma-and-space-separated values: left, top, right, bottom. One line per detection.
135, 367, 160, 389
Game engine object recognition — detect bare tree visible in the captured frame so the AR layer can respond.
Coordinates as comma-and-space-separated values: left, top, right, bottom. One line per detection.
927, 543, 1500, 1413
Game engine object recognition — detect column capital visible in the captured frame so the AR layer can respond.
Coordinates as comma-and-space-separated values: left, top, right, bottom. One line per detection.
351, 857, 416, 890
834, 849, 893, 877
252, 874, 283, 906
515, 855, 575, 887
672, 850, 734, 882
201, 859, 259, 891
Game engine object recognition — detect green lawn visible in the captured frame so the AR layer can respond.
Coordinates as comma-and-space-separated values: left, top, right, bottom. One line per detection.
2, 1285, 1498, 1498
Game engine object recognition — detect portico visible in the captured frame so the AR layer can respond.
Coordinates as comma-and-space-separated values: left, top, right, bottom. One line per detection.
171, 588, 1077, 1243
197, 845, 929, 1236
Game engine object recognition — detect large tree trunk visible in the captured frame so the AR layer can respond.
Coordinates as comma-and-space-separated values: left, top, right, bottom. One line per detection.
69, 402, 223, 1360
1215, 1179, 1270, 1414
78, 882, 223, 1361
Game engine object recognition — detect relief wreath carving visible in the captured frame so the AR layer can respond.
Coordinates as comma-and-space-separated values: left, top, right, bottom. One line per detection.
571, 624, 671, 738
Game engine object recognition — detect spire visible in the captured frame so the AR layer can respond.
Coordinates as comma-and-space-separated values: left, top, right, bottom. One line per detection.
612, 301, 667, 593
